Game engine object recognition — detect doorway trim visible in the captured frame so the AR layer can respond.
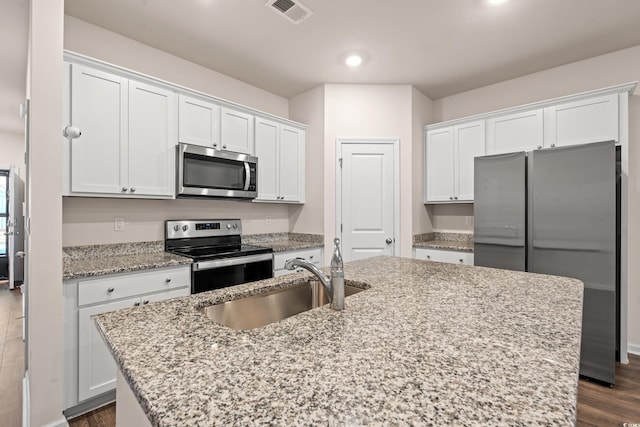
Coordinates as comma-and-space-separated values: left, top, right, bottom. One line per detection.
335, 138, 401, 258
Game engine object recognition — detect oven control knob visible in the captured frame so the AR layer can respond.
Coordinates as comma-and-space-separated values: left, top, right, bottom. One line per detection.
232, 223, 238, 229
226, 224, 232, 229
182, 225, 189, 232
173, 225, 179, 232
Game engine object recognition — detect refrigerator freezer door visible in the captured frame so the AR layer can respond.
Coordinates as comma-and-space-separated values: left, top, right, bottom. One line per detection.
529, 141, 616, 384
474, 152, 527, 271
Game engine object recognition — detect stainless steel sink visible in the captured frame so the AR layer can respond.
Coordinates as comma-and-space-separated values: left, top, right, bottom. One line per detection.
200, 280, 367, 330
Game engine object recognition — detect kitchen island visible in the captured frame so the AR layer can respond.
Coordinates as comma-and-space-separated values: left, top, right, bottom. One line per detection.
96, 256, 583, 426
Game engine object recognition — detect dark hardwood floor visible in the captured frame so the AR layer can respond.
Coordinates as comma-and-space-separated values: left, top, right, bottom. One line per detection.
2, 285, 637, 427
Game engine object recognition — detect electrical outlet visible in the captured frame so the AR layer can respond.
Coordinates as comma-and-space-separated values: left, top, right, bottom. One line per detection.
114, 217, 125, 231
266, 216, 272, 225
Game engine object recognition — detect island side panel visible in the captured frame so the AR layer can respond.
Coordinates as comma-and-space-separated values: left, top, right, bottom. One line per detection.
116, 369, 152, 427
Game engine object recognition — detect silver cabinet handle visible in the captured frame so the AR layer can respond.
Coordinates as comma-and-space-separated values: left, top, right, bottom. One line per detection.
134, 301, 140, 306
223, 145, 227, 149
385, 238, 393, 244
213, 144, 217, 148
550, 143, 556, 148
130, 188, 136, 193
459, 259, 464, 263
454, 196, 458, 200
121, 187, 128, 192
537, 145, 542, 149
142, 300, 149, 305
165, 278, 172, 283
309, 255, 314, 259
426, 255, 431, 260
107, 287, 114, 293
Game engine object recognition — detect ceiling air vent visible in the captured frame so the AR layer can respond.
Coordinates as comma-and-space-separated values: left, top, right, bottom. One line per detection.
266, 0, 313, 24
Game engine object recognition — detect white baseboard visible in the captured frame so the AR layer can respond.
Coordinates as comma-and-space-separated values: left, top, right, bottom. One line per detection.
628, 343, 640, 356
41, 418, 69, 427
22, 372, 29, 427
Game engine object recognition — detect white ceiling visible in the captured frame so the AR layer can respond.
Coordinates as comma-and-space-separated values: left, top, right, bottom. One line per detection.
3, 1, 640, 135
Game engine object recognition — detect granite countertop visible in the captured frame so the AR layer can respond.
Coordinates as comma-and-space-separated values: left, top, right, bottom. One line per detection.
63, 242, 192, 280
96, 256, 583, 426
243, 232, 324, 253
413, 232, 474, 252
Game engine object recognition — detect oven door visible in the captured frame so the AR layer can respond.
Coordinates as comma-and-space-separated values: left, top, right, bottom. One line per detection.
177, 143, 257, 199
191, 253, 273, 294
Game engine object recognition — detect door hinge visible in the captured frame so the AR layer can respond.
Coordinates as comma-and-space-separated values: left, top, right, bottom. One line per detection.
340, 223, 343, 232
338, 158, 343, 168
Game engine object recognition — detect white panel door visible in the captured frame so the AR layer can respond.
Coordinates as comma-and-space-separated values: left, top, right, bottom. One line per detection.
78, 297, 140, 401
454, 120, 485, 201
486, 109, 543, 154
220, 107, 254, 154
545, 93, 619, 148
178, 95, 220, 148
7, 166, 24, 289
128, 81, 176, 197
254, 118, 279, 201
70, 65, 128, 194
279, 125, 303, 202
426, 128, 454, 202
341, 143, 395, 262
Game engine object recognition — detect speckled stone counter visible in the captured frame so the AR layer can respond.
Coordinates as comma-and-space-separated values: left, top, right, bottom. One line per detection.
96, 256, 583, 426
243, 232, 323, 252
413, 232, 474, 252
63, 241, 192, 280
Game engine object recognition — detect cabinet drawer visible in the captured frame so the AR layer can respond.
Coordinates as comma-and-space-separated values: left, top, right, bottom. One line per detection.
78, 266, 190, 306
273, 248, 322, 271
414, 248, 474, 265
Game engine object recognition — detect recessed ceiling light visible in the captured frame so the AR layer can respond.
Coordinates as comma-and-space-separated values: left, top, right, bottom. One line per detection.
487, 0, 509, 5
345, 54, 363, 67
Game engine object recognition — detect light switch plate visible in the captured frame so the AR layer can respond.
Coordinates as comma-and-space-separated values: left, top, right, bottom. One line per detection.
114, 217, 125, 231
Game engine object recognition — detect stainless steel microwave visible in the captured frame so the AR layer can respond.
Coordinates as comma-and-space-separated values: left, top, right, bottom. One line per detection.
176, 143, 258, 199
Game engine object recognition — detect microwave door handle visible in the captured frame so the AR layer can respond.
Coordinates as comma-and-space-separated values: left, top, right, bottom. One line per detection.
243, 162, 251, 191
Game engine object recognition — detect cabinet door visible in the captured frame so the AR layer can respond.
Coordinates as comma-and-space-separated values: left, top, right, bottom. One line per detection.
220, 107, 254, 154
254, 118, 279, 201
178, 95, 220, 148
425, 128, 454, 202
128, 81, 176, 197
486, 109, 543, 154
278, 125, 304, 202
544, 94, 619, 148
454, 120, 485, 201
78, 297, 140, 401
70, 64, 128, 194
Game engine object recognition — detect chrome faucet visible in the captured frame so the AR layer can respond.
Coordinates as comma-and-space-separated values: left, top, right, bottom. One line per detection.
284, 238, 345, 310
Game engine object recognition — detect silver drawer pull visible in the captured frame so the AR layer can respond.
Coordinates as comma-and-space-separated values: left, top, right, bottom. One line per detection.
426, 255, 431, 259
309, 255, 314, 259
107, 287, 115, 293
459, 259, 463, 263
134, 302, 140, 307
143, 300, 149, 305
165, 278, 171, 283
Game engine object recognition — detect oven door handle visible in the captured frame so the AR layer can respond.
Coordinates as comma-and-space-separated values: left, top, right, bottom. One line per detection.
193, 253, 272, 271
243, 162, 251, 191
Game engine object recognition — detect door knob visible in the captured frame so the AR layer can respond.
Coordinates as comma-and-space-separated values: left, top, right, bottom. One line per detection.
385, 238, 393, 244
16, 251, 25, 258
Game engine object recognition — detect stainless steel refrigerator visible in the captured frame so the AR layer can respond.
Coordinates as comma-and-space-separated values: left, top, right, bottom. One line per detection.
474, 141, 618, 385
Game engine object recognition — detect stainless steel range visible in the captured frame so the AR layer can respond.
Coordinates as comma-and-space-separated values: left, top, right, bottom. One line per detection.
165, 219, 273, 294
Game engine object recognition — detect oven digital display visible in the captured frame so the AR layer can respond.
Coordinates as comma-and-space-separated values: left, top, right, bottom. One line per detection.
196, 222, 221, 230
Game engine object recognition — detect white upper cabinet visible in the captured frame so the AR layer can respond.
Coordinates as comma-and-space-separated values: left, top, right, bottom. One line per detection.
544, 93, 619, 148
425, 121, 485, 203
486, 109, 544, 154
425, 128, 454, 202
220, 107, 254, 154
178, 95, 220, 148
128, 81, 176, 196
70, 65, 128, 194
254, 118, 305, 203
67, 63, 176, 198
454, 121, 486, 201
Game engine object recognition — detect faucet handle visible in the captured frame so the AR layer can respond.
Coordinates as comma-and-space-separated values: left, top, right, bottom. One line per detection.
334, 237, 340, 248
331, 238, 343, 270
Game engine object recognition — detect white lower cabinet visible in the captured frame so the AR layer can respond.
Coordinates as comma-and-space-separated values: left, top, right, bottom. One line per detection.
66, 266, 190, 409
273, 248, 323, 277
414, 248, 474, 266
